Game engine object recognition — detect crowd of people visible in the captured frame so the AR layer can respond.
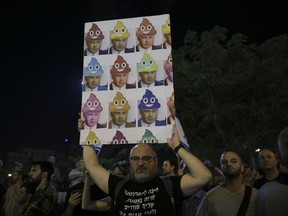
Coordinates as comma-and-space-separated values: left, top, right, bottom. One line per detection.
0, 126, 287, 216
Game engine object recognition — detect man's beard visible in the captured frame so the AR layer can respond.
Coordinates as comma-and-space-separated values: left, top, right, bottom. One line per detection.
223, 168, 242, 180
29, 175, 42, 186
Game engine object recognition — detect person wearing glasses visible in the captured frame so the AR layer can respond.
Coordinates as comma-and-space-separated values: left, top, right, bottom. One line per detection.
81, 123, 212, 215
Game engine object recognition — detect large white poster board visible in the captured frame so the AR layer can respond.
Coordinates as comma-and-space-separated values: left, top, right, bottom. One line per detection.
80, 14, 176, 146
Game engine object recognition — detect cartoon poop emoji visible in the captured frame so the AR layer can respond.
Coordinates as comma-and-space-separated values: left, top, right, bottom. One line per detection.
162, 17, 171, 34
110, 130, 128, 144
136, 18, 157, 37
138, 89, 161, 110
164, 53, 173, 82
140, 129, 158, 144
109, 92, 131, 112
83, 131, 101, 145
110, 21, 130, 39
137, 52, 158, 73
84, 57, 104, 77
110, 55, 131, 75
82, 93, 103, 127
85, 23, 104, 42
82, 93, 103, 114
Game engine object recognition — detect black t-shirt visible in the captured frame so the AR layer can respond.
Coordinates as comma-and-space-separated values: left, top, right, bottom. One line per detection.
253, 174, 280, 189
108, 174, 183, 216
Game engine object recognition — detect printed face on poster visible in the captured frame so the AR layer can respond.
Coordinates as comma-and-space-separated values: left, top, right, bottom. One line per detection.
80, 14, 175, 145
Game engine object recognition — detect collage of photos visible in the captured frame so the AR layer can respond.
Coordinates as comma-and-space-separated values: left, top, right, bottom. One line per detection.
80, 14, 176, 145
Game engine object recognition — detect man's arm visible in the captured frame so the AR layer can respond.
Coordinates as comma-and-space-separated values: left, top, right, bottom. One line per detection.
83, 145, 110, 194
168, 125, 212, 197
82, 172, 111, 211
79, 115, 110, 194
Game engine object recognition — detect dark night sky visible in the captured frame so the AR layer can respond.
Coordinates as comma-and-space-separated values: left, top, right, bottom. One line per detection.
1, 0, 287, 159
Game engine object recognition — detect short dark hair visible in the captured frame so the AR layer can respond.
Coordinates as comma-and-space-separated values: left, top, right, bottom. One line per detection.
165, 159, 177, 174
32, 161, 54, 182
21, 182, 36, 195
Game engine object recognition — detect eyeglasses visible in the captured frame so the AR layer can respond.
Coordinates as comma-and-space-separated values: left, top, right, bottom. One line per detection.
129, 156, 156, 163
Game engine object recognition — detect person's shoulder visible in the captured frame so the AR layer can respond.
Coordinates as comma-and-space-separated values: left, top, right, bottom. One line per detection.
125, 47, 135, 53
99, 49, 108, 55
155, 119, 166, 126
152, 45, 162, 50
155, 80, 164, 86
126, 83, 136, 89
125, 122, 136, 128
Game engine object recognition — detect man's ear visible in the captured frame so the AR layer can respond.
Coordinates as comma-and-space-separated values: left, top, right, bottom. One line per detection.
240, 164, 244, 173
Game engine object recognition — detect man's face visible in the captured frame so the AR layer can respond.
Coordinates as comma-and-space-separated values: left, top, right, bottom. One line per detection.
258, 149, 279, 171
138, 35, 155, 49
18, 187, 31, 203
111, 38, 128, 52
164, 33, 172, 45
112, 73, 129, 88
162, 161, 174, 176
84, 112, 100, 127
87, 39, 102, 54
139, 71, 156, 85
130, 144, 158, 183
111, 111, 128, 126
140, 109, 158, 125
11, 171, 21, 183
220, 151, 243, 179
85, 76, 101, 90
28, 165, 43, 186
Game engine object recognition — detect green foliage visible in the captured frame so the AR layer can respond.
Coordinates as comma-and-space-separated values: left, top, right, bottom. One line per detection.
173, 26, 288, 164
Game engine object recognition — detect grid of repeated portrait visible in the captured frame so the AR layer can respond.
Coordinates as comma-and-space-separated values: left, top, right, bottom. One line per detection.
80, 14, 175, 146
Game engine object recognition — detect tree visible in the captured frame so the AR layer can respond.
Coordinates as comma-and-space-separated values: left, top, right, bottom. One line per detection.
173, 26, 288, 164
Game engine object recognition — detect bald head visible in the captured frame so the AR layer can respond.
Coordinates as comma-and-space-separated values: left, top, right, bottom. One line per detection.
129, 144, 158, 183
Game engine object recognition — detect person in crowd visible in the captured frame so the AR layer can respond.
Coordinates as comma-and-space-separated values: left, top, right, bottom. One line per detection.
47, 155, 62, 190
108, 92, 135, 128
82, 57, 108, 92
14, 182, 35, 216
0, 160, 9, 191
84, 23, 108, 56
3, 170, 23, 216
136, 18, 162, 51
138, 89, 166, 127
82, 124, 212, 215
109, 21, 134, 54
162, 17, 172, 49
254, 127, 288, 216
253, 148, 280, 189
196, 150, 258, 216
162, 159, 177, 176
20, 161, 57, 216
137, 52, 163, 88
242, 164, 256, 187
68, 159, 85, 188
109, 55, 136, 90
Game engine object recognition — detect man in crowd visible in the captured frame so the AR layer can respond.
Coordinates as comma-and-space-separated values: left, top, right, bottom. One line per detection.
197, 150, 258, 216
254, 127, 288, 216
82, 124, 212, 215
162, 159, 177, 176
253, 148, 280, 189
162, 17, 172, 49
20, 161, 57, 216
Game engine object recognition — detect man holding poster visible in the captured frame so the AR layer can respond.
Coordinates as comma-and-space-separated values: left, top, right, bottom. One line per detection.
82, 125, 212, 215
